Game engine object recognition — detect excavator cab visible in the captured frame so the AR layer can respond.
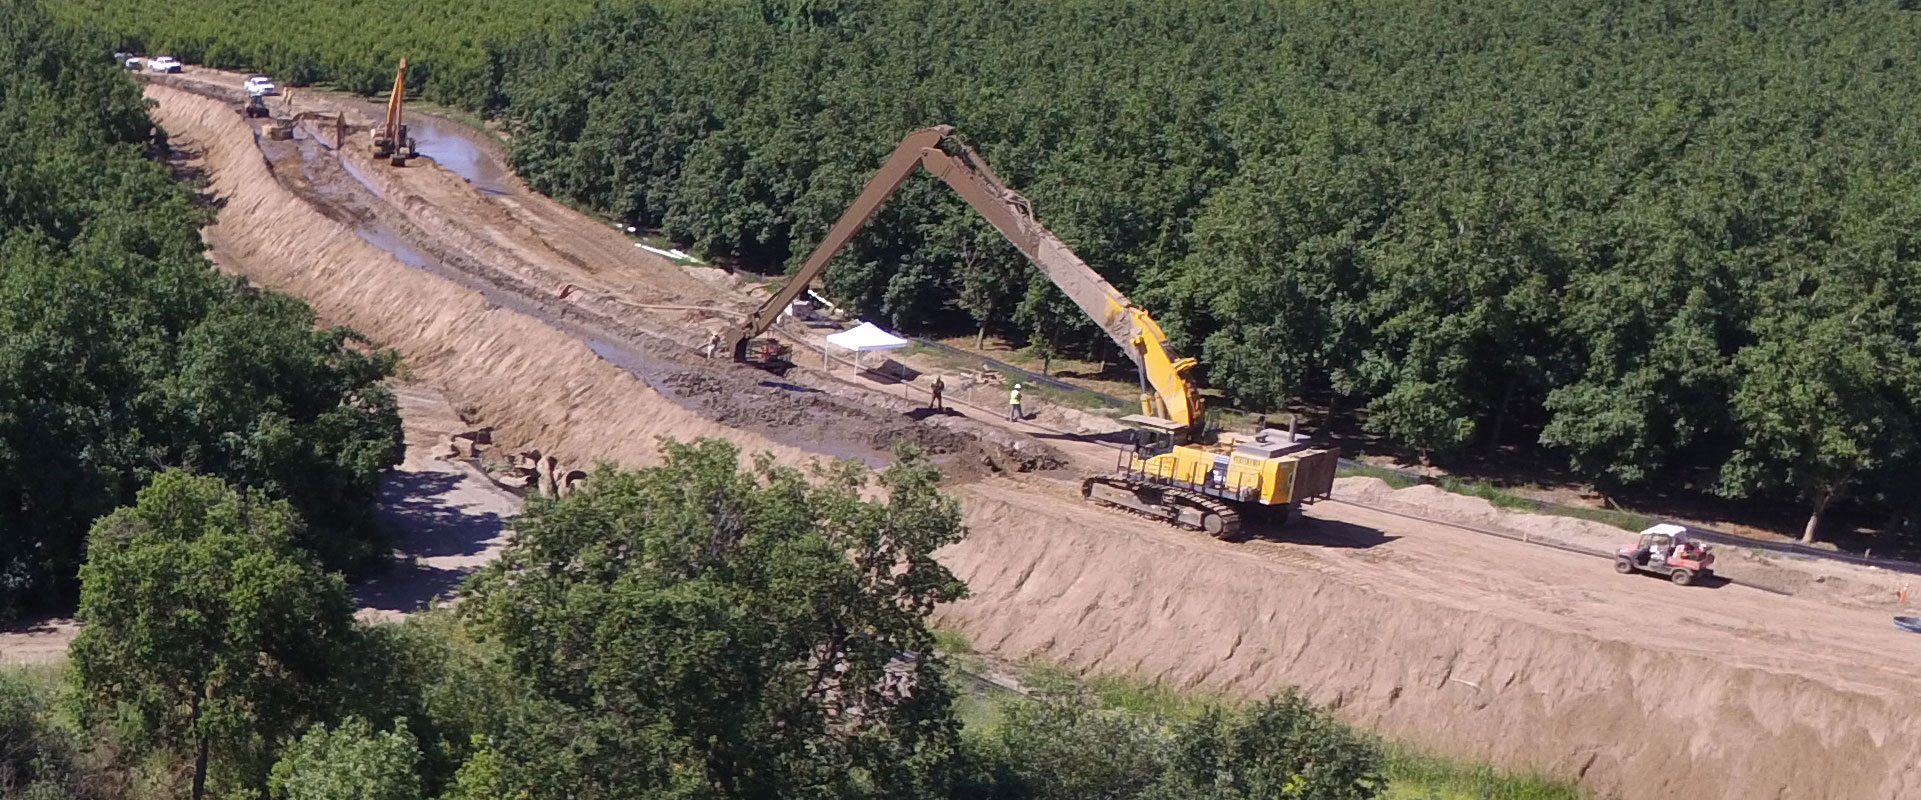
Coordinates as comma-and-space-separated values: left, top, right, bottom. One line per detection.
1120, 414, 1182, 458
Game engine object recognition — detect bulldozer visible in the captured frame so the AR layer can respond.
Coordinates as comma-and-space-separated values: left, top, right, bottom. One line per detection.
719, 126, 1340, 537
372, 59, 417, 166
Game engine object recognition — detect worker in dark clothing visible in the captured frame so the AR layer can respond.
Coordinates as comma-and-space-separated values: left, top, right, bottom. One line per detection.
929, 376, 945, 411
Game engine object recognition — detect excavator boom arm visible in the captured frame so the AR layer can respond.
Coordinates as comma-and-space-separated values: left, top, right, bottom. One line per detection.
723, 127, 1205, 429
729, 126, 949, 351
385, 59, 406, 136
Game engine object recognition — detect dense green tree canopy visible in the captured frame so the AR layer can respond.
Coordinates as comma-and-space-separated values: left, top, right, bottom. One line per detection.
71, 472, 363, 799
269, 716, 426, 800
0, 0, 403, 616
465, 438, 970, 799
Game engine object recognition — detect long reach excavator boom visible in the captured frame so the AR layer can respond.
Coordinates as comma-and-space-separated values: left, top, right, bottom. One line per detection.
723, 126, 1339, 538
722, 125, 1206, 432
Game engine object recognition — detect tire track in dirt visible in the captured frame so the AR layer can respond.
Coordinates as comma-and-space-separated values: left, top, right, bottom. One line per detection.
939, 488, 1921, 800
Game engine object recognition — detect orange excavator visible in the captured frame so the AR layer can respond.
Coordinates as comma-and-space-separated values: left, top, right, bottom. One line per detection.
720, 126, 1340, 535
372, 59, 417, 166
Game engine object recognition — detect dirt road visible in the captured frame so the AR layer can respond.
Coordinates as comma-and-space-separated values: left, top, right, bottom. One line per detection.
115, 71, 1921, 799
356, 384, 522, 621
0, 382, 516, 661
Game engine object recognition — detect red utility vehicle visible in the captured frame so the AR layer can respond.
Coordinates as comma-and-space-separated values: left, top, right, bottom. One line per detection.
1616, 523, 1715, 586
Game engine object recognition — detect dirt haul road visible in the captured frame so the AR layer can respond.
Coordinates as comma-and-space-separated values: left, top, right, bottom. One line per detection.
0, 383, 515, 662
125, 75, 1921, 799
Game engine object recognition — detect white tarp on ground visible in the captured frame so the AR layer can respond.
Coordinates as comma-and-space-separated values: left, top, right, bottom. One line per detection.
825, 321, 909, 353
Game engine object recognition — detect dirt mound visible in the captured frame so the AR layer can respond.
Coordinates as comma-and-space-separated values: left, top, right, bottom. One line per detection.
1336, 477, 1916, 609
937, 486, 1921, 800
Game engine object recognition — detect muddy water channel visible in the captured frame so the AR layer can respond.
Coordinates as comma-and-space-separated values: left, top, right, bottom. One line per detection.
266, 123, 888, 468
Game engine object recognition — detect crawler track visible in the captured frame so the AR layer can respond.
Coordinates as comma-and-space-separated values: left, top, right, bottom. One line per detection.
1082, 476, 1242, 538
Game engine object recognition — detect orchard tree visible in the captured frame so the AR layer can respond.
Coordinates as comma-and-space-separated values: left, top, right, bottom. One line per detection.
1154, 692, 1385, 800
71, 472, 360, 800
1721, 301, 1917, 543
270, 717, 425, 800
464, 438, 970, 799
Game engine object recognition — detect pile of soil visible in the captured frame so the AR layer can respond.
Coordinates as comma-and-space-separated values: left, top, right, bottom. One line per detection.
937, 486, 1921, 800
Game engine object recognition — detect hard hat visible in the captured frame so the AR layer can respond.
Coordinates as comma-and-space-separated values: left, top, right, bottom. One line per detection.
1014, 383, 1022, 389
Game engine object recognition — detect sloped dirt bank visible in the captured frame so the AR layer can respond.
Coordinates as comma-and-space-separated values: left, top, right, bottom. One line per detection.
149, 83, 1056, 477
937, 486, 1921, 800
147, 84, 811, 471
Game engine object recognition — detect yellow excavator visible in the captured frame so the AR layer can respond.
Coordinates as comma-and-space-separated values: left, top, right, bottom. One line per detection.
720, 126, 1339, 536
372, 59, 417, 166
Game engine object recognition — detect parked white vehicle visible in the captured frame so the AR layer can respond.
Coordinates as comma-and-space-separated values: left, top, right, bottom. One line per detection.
146, 56, 182, 73
243, 75, 279, 96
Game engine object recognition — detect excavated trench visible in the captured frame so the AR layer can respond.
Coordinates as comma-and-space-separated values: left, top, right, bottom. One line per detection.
252, 114, 1049, 475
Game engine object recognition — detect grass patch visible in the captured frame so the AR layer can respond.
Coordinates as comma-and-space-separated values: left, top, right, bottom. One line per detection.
1382, 746, 1588, 800
1078, 672, 1221, 720
1433, 476, 1652, 532
0, 660, 67, 697
898, 343, 1130, 415
1339, 462, 1424, 490
932, 626, 976, 656
937, 637, 1587, 800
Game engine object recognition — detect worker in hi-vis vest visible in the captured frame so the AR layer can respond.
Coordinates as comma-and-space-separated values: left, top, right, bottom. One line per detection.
1007, 383, 1023, 422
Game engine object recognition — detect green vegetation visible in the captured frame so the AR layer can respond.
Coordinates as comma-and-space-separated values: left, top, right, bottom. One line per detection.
51, 0, 1921, 541
0, 0, 401, 621
73, 472, 364, 798
269, 717, 425, 800
1380, 748, 1586, 800
462, 438, 973, 799
934, 629, 1584, 800
11, 440, 1397, 799
46, 0, 596, 106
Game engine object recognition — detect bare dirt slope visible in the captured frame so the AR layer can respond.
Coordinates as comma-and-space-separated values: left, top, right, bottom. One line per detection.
945, 488, 1921, 799
139, 75, 1921, 800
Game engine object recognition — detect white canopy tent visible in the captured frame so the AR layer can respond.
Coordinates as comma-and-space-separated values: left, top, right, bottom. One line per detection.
826, 321, 909, 352
825, 321, 910, 370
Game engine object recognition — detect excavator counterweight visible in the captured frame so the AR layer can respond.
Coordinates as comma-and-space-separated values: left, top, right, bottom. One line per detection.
722, 126, 1340, 536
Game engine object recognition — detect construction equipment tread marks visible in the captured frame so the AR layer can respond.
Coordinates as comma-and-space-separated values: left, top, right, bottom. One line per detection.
1081, 476, 1241, 539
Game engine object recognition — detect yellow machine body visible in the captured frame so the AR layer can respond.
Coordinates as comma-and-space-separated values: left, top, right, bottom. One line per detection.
1128, 437, 1338, 507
